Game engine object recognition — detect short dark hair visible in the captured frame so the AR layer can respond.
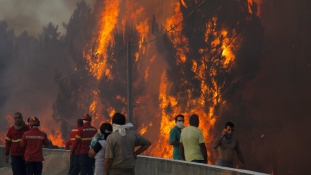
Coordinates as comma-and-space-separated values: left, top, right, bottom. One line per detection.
112, 113, 126, 125
189, 114, 199, 126
14, 112, 23, 118
77, 119, 83, 126
174, 114, 184, 122
100, 123, 113, 140
225, 122, 234, 128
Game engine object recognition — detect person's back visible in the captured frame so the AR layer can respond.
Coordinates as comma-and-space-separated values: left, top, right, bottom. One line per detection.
179, 114, 207, 164
75, 114, 97, 175
79, 123, 97, 154
20, 117, 49, 175
180, 126, 204, 162
68, 119, 83, 175
70, 124, 82, 155
104, 113, 151, 175
88, 122, 112, 175
22, 128, 49, 162
106, 129, 146, 169
94, 140, 107, 173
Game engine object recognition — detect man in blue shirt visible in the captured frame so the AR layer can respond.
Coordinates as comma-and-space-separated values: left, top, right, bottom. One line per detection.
169, 114, 185, 160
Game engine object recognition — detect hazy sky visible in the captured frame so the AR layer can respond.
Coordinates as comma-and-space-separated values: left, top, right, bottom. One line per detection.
0, 0, 96, 36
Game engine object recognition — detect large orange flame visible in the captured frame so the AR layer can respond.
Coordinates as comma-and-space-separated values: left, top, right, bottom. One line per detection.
84, 0, 121, 80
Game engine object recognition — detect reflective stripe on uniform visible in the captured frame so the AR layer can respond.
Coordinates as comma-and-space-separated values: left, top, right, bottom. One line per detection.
75, 135, 81, 139
81, 138, 92, 141
12, 139, 22, 142
5, 137, 12, 141
71, 138, 76, 140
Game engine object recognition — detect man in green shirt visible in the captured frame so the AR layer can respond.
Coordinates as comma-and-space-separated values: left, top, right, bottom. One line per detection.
169, 114, 185, 160
180, 114, 207, 163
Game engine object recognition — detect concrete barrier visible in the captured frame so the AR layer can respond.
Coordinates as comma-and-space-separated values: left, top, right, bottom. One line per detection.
0, 146, 268, 175
0, 146, 70, 167
135, 156, 268, 175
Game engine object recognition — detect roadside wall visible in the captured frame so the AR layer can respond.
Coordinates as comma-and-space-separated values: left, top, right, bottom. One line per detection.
0, 146, 268, 175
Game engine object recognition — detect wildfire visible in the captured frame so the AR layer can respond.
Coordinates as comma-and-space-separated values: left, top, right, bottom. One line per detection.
166, 1, 188, 64
84, 0, 121, 80
247, 0, 262, 16
68, 0, 255, 163
149, 71, 182, 158
41, 123, 65, 148
0, 114, 65, 148
1, 0, 262, 166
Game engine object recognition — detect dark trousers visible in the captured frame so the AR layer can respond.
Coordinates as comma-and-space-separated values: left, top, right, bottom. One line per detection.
25, 161, 43, 175
191, 160, 206, 164
79, 153, 95, 175
68, 155, 74, 175
70, 155, 80, 175
11, 156, 26, 175
110, 168, 135, 175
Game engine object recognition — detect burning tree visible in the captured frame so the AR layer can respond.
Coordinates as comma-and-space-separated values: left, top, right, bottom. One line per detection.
53, 0, 263, 163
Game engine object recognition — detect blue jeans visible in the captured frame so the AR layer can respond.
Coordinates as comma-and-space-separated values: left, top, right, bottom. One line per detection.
11, 156, 26, 175
217, 160, 233, 168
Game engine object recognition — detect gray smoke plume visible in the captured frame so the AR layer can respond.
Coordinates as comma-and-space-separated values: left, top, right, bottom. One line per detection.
0, 0, 96, 35
237, 0, 311, 174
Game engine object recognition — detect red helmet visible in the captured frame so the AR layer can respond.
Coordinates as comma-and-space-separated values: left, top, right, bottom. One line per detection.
82, 114, 91, 121
29, 116, 40, 126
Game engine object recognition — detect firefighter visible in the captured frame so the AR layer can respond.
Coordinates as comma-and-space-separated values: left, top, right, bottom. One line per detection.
20, 117, 49, 175
67, 119, 83, 175
5, 112, 30, 175
73, 114, 97, 175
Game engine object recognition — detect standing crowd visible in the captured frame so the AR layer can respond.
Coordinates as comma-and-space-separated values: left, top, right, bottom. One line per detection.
65, 113, 151, 175
5, 112, 151, 175
4, 111, 244, 175
169, 114, 245, 168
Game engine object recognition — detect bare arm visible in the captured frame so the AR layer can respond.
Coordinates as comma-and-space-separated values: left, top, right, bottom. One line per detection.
235, 140, 245, 168
104, 158, 112, 175
179, 143, 185, 160
212, 136, 224, 149
134, 141, 151, 158
88, 149, 96, 158
213, 129, 227, 149
199, 143, 208, 163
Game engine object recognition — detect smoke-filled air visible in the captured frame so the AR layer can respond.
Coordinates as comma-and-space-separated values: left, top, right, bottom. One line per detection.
0, 0, 310, 174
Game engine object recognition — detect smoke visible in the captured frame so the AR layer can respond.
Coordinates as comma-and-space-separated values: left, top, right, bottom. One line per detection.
0, 0, 96, 35
238, 0, 311, 174
0, 0, 310, 174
